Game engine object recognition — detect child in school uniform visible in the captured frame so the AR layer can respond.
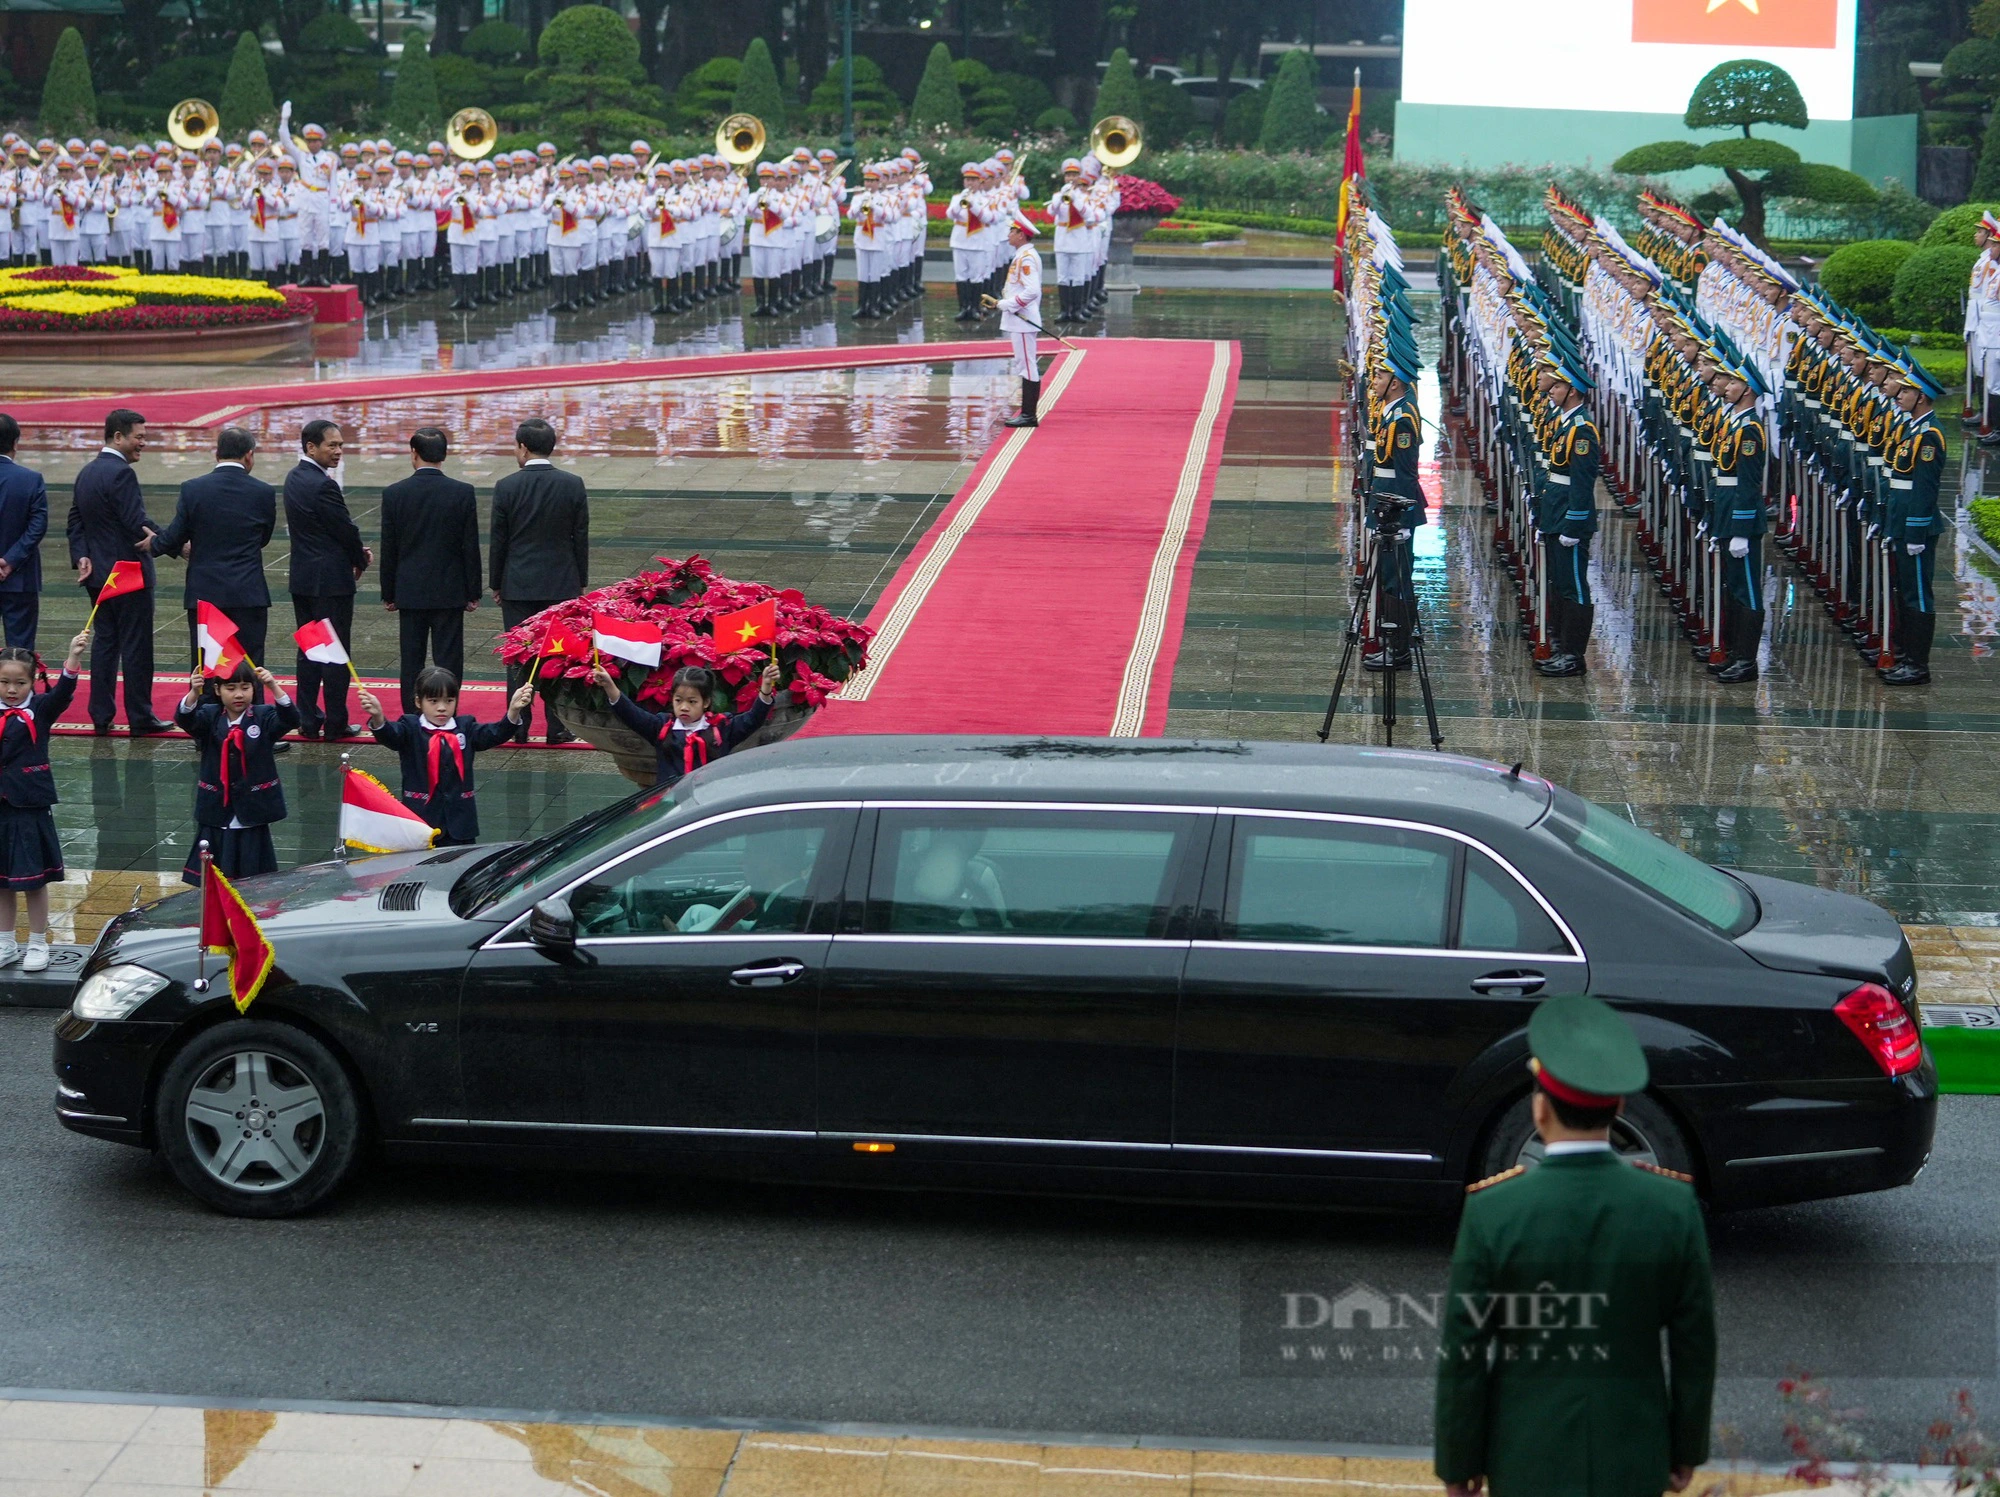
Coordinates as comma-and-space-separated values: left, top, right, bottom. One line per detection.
591, 660, 781, 789
356, 669, 536, 847
176, 659, 301, 886
0, 631, 92, 971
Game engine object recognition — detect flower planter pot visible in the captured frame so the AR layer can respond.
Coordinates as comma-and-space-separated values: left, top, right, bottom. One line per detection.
553, 693, 816, 788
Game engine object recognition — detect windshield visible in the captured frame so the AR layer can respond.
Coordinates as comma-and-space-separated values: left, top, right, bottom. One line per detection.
1545, 795, 1757, 937
451, 782, 681, 916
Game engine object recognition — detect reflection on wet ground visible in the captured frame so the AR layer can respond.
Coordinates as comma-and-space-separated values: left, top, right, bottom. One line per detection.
11, 286, 2000, 927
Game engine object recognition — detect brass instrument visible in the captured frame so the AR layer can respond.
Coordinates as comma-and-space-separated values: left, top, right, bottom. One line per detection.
1089, 115, 1143, 172
716, 113, 764, 174
447, 107, 497, 161
168, 98, 219, 152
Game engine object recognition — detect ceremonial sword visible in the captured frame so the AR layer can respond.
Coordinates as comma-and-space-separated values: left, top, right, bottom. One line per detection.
979, 294, 1082, 352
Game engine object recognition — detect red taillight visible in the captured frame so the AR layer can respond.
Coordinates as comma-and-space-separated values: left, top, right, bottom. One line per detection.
1834, 982, 1924, 1078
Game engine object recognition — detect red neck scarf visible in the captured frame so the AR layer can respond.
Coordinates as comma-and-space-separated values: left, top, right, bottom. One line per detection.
426, 727, 465, 795
659, 715, 720, 776
0, 705, 34, 744
221, 723, 247, 805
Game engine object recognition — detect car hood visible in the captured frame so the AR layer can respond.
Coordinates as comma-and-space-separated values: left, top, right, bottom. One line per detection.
106, 845, 503, 948
1731, 870, 1914, 988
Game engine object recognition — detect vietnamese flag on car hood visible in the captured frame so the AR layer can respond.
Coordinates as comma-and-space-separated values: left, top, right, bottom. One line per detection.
592, 611, 664, 667
713, 597, 778, 652
293, 617, 348, 665
95, 559, 147, 603
340, 767, 438, 854
200, 862, 276, 1014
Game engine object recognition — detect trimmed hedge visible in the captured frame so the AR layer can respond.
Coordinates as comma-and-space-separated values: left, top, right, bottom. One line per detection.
1921, 202, 2000, 248
1892, 242, 1981, 332
1970, 497, 2000, 552
1818, 238, 1918, 326
1144, 222, 1245, 243
1188, 208, 1338, 237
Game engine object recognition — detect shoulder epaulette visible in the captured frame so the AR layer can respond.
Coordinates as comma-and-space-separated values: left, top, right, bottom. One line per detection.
1466, 1164, 1527, 1194
1630, 1160, 1692, 1184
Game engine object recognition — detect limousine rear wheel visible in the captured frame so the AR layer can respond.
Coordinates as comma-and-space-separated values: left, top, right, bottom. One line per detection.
155, 1020, 364, 1218
1476, 1090, 1695, 1184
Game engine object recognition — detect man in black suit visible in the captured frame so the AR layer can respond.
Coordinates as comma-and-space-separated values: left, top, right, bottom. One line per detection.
0, 414, 47, 650
380, 426, 481, 714
151, 426, 280, 726
67, 407, 171, 735
491, 417, 588, 744
284, 418, 371, 740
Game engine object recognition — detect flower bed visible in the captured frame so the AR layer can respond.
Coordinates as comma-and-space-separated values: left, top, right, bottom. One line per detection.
0, 264, 306, 333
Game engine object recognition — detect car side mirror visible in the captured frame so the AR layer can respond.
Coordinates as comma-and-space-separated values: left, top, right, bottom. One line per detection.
527, 896, 575, 952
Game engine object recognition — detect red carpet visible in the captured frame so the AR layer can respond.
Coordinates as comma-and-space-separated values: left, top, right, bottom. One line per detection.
801, 338, 1239, 738
7, 341, 1014, 432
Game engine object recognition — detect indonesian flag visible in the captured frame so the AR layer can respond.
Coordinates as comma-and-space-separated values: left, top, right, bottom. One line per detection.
292, 617, 348, 665
592, 611, 663, 667
341, 766, 438, 855
541, 620, 592, 660
95, 558, 146, 603
201, 862, 276, 1013
196, 601, 244, 676
713, 597, 777, 653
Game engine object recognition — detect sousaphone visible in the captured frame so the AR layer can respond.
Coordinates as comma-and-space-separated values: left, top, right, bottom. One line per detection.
716, 113, 765, 174
1089, 115, 1143, 171
167, 98, 219, 152
447, 107, 497, 161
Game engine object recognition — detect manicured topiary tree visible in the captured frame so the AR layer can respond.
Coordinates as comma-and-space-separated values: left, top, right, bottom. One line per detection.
1921, 201, 2000, 248
1094, 47, 1143, 124
1892, 243, 1981, 331
676, 56, 739, 122
1976, 99, 2000, 199
1257, 48, 1322, 153
389, 34, 441, 136
38, 27, 94, 135
805, 55, 898, 128
1612, 59, 1874, 246
732, 37, 786, 128
534, 3, 667, 153
219, 31, 276, 132
910, 41, 963, 131
1818, 239, 1918, 326
1034, 105, 1076, 134
1222, 85, 1267, 147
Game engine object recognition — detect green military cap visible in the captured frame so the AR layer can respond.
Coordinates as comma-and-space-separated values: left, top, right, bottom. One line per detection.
1527, 993, 1648, 1106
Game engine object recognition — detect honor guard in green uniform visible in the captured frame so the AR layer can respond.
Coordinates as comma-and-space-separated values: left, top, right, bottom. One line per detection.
1883, 357, 1946, 685
1365, 330, 1426, 671
1535, 354, 1600, 677
1710, 359, 1768, 683
1434, 993, 1716, 1497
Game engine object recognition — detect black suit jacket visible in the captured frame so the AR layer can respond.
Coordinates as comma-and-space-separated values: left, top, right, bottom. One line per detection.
153, 463, 277, 609
66, 451, 157, 591
0, 455, 47, 595
283, 460, 367, 597
490, 461, 589, 602
380, 467, 481, 610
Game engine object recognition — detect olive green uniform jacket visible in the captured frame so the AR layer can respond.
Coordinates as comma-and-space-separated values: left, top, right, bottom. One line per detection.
1433, 1150, 1716, 1497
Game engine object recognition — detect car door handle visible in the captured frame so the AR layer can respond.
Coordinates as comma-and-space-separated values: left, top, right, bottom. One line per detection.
730, 960, 808, 988
1471, 970, 1546, 996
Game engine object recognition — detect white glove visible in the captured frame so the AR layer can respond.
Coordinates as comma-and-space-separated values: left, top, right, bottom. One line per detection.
1559, 534, 1580, 547
1728, 537, 1749, 558
280, 99, 292, 125
1908, 542, 1926, 555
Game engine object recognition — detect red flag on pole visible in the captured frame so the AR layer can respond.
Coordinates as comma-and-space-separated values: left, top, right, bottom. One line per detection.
713, 598, 778, 653
201, 863, 277, 1013
1333, 68, 1365, 293
95, 559, 147, 604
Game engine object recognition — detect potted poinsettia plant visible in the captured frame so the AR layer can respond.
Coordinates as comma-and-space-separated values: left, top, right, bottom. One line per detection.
495, 555, 872, 785
1108, 175, 1183, 246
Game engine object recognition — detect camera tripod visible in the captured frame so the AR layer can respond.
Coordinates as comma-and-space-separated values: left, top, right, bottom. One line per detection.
1318, 515, 1444, 750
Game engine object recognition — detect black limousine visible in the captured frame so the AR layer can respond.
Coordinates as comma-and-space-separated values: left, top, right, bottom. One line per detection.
54, 738, 1935, 1217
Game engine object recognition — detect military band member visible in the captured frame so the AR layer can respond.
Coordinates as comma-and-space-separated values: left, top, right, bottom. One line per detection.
1435, 993, 1716, 1497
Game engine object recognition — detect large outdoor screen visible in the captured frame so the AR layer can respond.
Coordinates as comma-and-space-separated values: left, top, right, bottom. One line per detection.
1400, 0, 1858, 122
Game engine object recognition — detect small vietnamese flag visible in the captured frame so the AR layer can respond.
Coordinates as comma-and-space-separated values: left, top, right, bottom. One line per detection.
195, 601, 244, 676
340, 766, 439, 854
293, 617, 348, 665
541, 621, 592, 660
201, 862, 276, 1013
95, 559, 147, 603
713, 597, 778, 652
592, 611, 664, 667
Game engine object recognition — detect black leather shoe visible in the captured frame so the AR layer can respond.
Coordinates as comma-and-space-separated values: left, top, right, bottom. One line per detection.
127, 718, 174, 736
272, 740, 292, 753
297, 725, 324, 741
91, 721, 111, 736
324, 723, 365, 741
546, 729, 578, 746
1880, 663, 1931, 685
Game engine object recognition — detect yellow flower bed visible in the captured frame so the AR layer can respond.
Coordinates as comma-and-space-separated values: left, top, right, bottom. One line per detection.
0, 290, 137, 315
0, 265, 284, 304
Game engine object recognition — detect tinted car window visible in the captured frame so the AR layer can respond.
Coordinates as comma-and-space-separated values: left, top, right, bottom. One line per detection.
569, 810, 836, 938
1545, 794, 1756, 936
456, 782, 678, 914
1225, 818, 1453, 949
868, 809, 1195, 939
1459, 847, 1571, 955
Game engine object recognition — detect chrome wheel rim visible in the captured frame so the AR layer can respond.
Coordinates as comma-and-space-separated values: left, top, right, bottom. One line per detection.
1515, 1116, 1660, 1170
182, 1050, 326, 1192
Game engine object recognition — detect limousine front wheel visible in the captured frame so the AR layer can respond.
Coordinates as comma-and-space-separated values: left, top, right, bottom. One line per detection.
155, 1021, 364, 1218
1477, 1090, 1695, 1184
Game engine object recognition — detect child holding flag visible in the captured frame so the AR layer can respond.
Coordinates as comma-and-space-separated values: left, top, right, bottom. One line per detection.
592, 660, 781, 789
0, 629, 92, 971
355, 670, 536, 846
174, 659, 300, 885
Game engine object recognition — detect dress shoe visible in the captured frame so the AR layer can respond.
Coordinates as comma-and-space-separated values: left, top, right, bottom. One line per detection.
273, 740, 292, 754
297, 725, 323, 741
1880, 662, 1931, 685
546, 727, 578, 746
91, 721, 111, 737
324, 724, 365, 741
1535, 653, 1584, 677
127, 718, 174, 736
1713, 658, 1758, 683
